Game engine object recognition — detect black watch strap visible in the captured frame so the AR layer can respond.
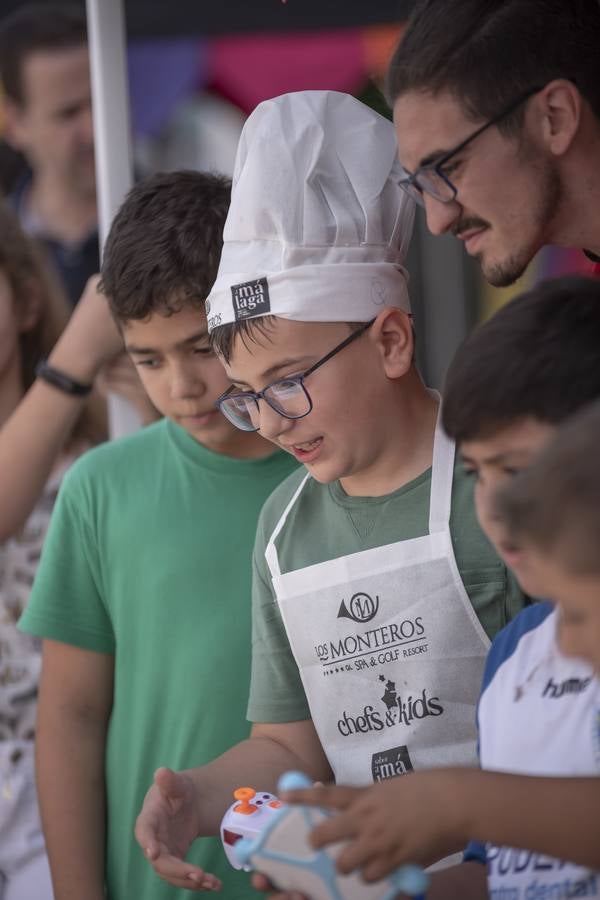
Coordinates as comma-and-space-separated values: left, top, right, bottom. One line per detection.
35, 360, 93, 397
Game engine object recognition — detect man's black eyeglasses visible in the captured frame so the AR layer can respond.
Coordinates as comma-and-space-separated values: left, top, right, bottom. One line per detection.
398, 85, 543, 206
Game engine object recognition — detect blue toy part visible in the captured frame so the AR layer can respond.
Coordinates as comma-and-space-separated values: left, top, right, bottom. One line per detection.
390, 864, 428, 898
233, 837, 259, 868
278, 770, 313, 791
240, 797, 429, 900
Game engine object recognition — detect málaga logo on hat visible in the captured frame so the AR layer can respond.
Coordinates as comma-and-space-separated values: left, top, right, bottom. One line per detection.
231, 277, 271, 321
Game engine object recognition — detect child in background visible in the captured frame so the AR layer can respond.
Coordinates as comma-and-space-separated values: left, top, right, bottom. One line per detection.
0, 202, 106, 899
19, 171, 298, 900
282, 276, 600, 900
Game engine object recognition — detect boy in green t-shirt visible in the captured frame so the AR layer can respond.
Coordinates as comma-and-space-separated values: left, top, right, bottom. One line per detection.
134, 91, 525, 892
19, 171, 297, 900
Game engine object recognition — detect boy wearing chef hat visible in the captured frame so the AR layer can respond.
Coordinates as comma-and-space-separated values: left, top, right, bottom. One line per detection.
134, 90, 525, 891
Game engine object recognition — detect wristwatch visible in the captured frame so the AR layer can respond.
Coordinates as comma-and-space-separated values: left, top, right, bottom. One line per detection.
35, 360, 93, 397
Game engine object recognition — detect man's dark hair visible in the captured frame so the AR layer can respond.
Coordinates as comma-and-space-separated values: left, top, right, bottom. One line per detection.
0, 4, 87, 105
387, 0, 600, 130
101, 170, 231, 323
496, 399, 600, 575
442, 276, 600, 444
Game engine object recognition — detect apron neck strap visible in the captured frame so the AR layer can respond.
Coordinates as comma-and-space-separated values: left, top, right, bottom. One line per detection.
428, 393, 456, 535
265, 472, 311, 579
265, 398, 457, 579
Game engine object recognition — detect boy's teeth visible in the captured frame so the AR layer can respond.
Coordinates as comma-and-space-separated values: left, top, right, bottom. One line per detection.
296, 438, 320, 450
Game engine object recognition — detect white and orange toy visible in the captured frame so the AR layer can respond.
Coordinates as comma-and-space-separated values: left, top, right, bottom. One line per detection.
220, 786, 283, 871
220, 773, 428, 900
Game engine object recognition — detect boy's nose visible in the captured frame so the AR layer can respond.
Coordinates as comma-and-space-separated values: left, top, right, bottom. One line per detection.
258, 401, 294, 443
170, 364, 204, 400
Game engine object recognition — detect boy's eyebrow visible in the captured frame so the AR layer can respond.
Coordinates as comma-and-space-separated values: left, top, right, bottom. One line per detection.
126, 328, 210, 355
229, 355, 315, 387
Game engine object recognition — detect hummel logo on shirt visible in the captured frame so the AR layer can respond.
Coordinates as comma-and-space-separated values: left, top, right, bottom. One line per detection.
542, 676, 591, 699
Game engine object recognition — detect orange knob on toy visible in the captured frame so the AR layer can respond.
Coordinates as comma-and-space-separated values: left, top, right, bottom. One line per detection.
233, 787, 258, 815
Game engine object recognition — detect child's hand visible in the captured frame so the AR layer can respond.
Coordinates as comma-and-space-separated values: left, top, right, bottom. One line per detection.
135, 767, 221, 892
281, 771, 467, 883
49, 275, 124, 383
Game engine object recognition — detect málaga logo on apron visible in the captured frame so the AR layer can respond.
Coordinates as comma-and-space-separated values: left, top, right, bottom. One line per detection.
371, 745, 414, 782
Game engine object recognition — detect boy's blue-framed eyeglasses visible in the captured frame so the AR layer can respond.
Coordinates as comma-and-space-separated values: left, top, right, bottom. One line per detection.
398, 84, 544, 207
215, 319, 374, 432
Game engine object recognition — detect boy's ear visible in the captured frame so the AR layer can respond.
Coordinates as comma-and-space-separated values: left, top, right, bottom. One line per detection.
371, 307, 414, 378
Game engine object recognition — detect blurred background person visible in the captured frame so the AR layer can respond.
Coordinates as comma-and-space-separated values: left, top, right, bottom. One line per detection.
0, 3, 98, 308
0, 202, 104, 899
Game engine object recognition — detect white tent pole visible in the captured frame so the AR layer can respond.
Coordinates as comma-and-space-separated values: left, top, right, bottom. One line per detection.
86, 0, 141, 437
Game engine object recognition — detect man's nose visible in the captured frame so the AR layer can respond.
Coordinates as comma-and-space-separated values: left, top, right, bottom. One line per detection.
422, 193, 461, 236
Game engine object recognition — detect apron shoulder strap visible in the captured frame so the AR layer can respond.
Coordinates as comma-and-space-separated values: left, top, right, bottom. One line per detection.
428, 398, 457, 535
265, 472, 312, 579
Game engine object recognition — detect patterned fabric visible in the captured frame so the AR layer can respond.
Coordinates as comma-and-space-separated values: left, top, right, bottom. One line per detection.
0, 457, 74, 742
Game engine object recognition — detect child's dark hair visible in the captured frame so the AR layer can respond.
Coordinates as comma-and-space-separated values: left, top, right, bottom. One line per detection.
0, 3, 87, 106
386, 0, 600, 132
210, 317, 367, 365
496, 399, 600, 575
100, 170, 231, 323
442, 276, 600, 444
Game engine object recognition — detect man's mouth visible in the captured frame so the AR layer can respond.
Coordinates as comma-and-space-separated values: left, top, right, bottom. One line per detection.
454, 219, 489, 255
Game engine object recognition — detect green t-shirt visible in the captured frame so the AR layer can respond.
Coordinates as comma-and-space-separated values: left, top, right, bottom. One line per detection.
19, 418, 297, 900
248, 462, 526, 723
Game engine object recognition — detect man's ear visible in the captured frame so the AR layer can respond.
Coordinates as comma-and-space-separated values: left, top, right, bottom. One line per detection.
534, 79, 581, 157
371, 307, 414, 378
1, 97, 28, 152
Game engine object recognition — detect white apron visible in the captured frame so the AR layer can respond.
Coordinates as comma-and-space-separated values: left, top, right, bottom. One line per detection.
265, 412, 491, 786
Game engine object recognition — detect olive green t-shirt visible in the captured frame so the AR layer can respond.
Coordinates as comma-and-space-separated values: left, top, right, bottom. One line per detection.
19, 418, 298, 900
248, 462, 526, 723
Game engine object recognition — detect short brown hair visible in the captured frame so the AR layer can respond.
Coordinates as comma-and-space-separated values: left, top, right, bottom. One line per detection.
387, 0, 600, 129
495, 400, 600, 575
442, 277, 600, 444
100, 170, 231, 324
0, 4, 87, 105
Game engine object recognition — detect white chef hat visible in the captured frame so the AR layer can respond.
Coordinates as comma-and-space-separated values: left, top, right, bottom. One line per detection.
206, 90, 415, 333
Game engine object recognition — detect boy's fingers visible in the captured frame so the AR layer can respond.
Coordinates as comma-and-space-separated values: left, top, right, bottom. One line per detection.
334, 837, 382, 875
150, 852, 220, 890
282, 784, 358, 811
361, 854, 398, 884
308, 811, 357, 849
